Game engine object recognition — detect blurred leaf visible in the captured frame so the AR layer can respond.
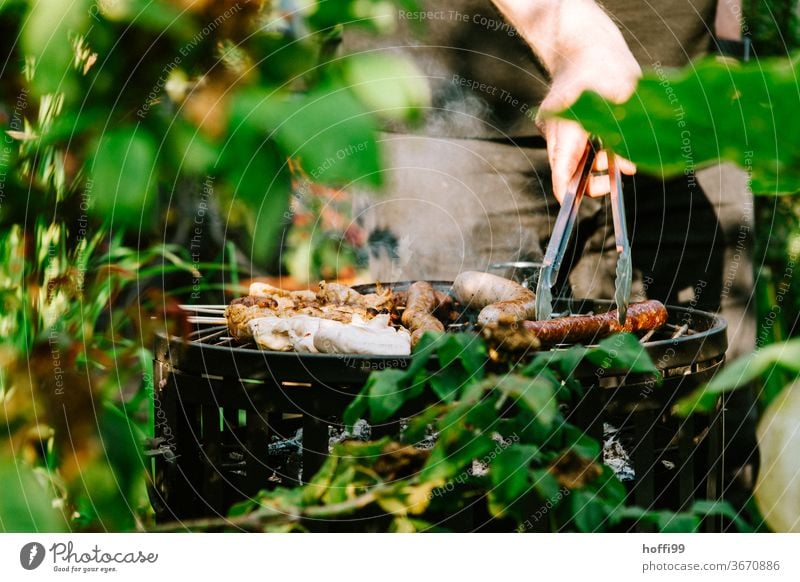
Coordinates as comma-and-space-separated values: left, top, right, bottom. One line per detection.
89, 126, 158, 229
367, 369, 408, 423
690, 499, 754, 533
23, 0, 89, 97
218, 129, 291, 265
524, 345, 587, 379
428, 365, 464, 404
496, 375, 557, 427
488, 444, 535, 517
436, 332, 486, 382
307, 0, 398, 34
402, 331, 446, 379
674, 338, 800, 415
98, 402, 145, 499
343, 392, 368, 429
104, 0, 196, 41
233, 86, 382, 187
531, 468, 562, 501
0, 458, 66, 532
556, 56, 800, 194
585, 333, 659, 375
560, 424, 602, 459
421, 433, 493, 481
657, 512, 701, 533
341, 53, 430, 122
166, 119, 219, 175
570, 490, 609, 532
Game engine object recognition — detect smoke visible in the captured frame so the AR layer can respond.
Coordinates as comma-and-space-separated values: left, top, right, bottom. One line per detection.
423, 81, 494, 138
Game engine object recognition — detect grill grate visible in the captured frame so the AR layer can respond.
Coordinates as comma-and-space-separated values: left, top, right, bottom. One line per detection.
178, 306, 699, 350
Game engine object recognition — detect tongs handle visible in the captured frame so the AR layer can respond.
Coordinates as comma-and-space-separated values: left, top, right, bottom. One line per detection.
535, 139, 599, 321
541, 140, 598, 286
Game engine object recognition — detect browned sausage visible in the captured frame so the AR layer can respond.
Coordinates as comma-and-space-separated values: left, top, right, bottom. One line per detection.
521, 300, 668, 345
402, 281, 445, 345
453, 271, 536, 325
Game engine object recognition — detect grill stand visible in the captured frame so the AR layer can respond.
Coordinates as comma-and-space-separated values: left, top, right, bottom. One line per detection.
148, 296, 728, 530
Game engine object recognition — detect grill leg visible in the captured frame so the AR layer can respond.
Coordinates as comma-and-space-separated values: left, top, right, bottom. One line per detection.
632, 409, 656, 530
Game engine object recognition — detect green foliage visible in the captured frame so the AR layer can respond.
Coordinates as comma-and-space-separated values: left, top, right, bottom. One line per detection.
218, 334, 743, 533
23, 0, 89, 97
555, 56, 800, 194
674, 338, 800, 415
90, 127, 158, 229
744, 1, 800, 55
0, 459, 67, 532
0, 0, 429, 532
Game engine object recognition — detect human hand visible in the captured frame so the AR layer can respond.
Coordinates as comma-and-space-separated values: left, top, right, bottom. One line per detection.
536, 53, 641, 203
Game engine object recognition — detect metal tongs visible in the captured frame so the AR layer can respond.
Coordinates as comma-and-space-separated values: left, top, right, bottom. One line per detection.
535, 139, 632, 325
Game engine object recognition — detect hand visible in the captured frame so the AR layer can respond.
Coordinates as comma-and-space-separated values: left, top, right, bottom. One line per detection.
536, 55, 641, 203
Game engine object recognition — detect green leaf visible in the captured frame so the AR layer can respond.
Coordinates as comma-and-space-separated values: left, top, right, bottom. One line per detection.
587, 465, 627, 507
402, 405, 445, 445
560, 424, 602, 458
367, 369, 408, 423
429, 365, 465, 403
657, 512, 701, 533
402, 331, 446, 380
585, 333, 659, 375
525, 345, 588, 379
437, 333, 486, 381
421, 433, 494, 481
343, 392, 368, 429
496, 375, 557, 427
556, 56, 800, 194
23, 0, 89, 97
217, 129, 291, 266
98, 401, 145, 499
307, 0, 399, 34
341, 53, 430, 122
674, 338, 800, 415
89, 126, 158, 229
570, 490, 610, 532
531, 468, 562, 502
0, 459, 67, 532
690, 500, 754, 533
233, 86, 382, 187
322, 465, 357, 505
166, 119, 219, 175
489, 445, 536, 516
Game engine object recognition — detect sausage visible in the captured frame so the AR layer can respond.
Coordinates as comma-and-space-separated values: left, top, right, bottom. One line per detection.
402, 281, 445, 345
521, 300, 668, 345
452, 271, 536, 326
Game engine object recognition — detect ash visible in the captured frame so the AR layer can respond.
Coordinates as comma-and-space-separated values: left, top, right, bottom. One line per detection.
603, 423, 636, 482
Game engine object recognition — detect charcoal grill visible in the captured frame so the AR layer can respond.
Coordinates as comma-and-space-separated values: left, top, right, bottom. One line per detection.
149, 281, 728, 527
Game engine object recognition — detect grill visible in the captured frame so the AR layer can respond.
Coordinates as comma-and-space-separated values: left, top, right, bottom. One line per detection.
148, 281, 728, 527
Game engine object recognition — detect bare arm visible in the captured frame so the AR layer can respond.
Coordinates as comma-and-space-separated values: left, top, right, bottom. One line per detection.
490, 0, 641, 201
715, 0, 743, 41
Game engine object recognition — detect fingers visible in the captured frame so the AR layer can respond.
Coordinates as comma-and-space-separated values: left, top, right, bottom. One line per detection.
586, 152, 637, 197
588, 174, 610, 197
546, 119, 589, 204
616, 156, 637, 175
544, 116, 639, 201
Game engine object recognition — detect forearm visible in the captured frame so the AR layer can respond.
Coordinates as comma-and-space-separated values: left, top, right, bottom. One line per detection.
715, 0, 743, 40
490, 0, 635, 76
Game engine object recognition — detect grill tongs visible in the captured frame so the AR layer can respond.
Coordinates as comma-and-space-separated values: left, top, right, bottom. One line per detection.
535, 139, 632, 325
